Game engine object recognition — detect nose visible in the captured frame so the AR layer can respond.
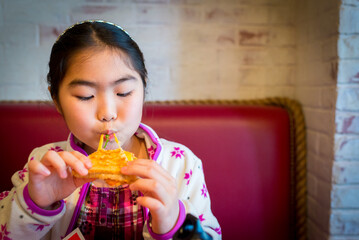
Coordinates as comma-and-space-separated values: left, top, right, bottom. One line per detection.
97, 96, 117, 122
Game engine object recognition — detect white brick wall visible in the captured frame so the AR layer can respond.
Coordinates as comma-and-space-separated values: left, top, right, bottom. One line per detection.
0, 0, 295, 101
330, 210, 359, 235
296, 0, 359, 238
336, 112, 359, 134
338, 59, 359, 83
337, 87, 359, 111
294, 0, 340, 239
333, 161, 359, 184
331, 1, 359, 239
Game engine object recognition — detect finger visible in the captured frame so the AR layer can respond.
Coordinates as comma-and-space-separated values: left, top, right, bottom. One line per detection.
41, 151, 68, 178
123, 161, 177, 199
71, 151, 92, 169
28, 160, 51, 178
136, 195, 163, 213
125, 159, 172, 183
130, 178, 171, 206
73, 177, 96, 188
122, 163, 167, 185
59, 151, 89, 176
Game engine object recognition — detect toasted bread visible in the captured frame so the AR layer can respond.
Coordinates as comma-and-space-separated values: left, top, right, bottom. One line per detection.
73, 134, 137, 186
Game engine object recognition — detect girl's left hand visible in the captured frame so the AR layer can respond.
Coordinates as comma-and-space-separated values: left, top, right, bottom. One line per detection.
121, 159, 179, 234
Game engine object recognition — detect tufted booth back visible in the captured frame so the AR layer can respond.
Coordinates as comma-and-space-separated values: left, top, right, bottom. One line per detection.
0, 100, 307, 240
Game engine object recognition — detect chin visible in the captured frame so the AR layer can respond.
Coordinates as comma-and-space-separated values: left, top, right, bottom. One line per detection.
105, 141, 121, 150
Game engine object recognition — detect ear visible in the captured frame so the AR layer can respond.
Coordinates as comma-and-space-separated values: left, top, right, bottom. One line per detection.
48, 86, 63, 115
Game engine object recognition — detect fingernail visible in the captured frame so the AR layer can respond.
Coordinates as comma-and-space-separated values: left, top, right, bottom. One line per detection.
86, 161, 92, 168
61, 169, 67, 178
42, 166, 51, 176
81, 168, 88, 175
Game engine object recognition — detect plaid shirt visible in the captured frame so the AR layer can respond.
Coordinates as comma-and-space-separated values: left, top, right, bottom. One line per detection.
75, 184, 144, 240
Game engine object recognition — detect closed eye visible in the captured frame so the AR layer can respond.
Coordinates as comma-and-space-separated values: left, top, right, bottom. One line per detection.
117, 91, 132, 97
76, 95, 94, 101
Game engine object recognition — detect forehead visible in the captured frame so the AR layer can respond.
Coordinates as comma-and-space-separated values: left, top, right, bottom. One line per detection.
63, 47, 140, 83
68, 47, 131, 71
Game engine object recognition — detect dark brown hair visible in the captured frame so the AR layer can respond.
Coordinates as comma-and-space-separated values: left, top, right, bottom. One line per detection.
47, 21, 147, 102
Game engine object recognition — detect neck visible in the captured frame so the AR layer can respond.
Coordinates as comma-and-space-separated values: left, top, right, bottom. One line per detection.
124, 135, 148, 159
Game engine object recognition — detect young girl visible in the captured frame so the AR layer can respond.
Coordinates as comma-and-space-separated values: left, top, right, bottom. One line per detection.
0, 20, 221, 240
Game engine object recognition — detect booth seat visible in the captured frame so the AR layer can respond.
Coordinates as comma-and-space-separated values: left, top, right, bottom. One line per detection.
0, 98, 307, 240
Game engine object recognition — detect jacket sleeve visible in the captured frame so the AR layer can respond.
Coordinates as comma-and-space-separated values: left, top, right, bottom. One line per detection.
143, 142, 222, 240
0, 147, 66, 240
178, 155, 222, 239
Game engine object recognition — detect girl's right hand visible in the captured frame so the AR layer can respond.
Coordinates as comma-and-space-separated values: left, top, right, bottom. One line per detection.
27, 150, 93, 209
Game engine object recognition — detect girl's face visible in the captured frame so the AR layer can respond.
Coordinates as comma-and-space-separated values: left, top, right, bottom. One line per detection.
57, 48, 144, 154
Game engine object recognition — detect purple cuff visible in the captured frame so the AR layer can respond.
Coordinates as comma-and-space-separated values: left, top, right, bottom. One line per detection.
147, 200, 186, 240
23, 184, 64, 216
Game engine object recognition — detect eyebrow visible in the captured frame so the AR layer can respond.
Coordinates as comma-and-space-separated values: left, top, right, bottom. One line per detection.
67, 75, 137, 88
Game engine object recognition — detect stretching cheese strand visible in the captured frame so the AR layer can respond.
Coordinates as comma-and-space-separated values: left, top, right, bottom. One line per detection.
114, 134, 120, 147
98, 134, 104, 150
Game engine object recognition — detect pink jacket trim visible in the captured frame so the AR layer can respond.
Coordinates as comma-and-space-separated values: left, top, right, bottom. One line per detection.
147, 200, 186, 240
23, 184, 64, 216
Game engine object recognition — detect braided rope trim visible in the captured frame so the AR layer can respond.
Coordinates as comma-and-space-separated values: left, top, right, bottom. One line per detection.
0, 98, 307, 239
0, 100, 54, 104
147, 97, 307, 240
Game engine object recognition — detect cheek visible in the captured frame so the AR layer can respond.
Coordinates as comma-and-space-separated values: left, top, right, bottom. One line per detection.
61, 101, 93, 130
130, 95, 144, 121
67, 110, 87, 125
121, 96, 143, 126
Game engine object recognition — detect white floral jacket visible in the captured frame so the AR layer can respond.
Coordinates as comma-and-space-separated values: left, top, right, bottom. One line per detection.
0, 123, 221, 239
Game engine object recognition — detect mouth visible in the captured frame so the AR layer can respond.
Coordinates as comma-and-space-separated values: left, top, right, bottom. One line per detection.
100, 130, 117, 141
99, 130, 121, 150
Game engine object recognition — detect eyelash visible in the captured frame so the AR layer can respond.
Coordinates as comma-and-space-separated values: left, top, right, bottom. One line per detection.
117, 91, 133, 97
76, 91, 132, 101
77, 95, 94, 101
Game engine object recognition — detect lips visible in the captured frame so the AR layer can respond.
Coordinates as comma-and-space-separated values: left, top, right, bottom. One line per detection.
101, 130, 117, 140
107, 134, 115, 140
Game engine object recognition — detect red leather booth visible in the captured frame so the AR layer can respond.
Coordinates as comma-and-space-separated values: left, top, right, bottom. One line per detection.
0, 99, 307, 239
